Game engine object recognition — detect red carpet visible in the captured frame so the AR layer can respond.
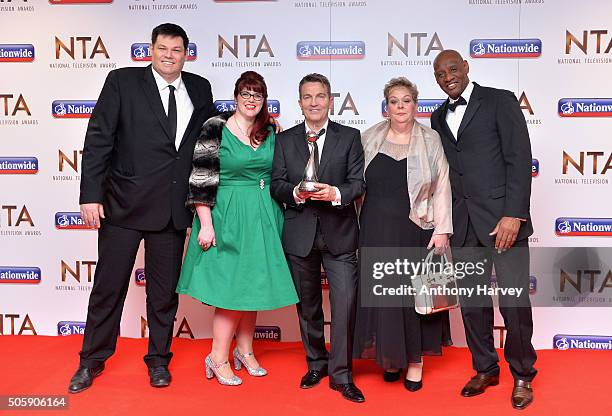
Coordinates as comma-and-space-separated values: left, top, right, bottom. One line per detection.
1, 336, 609, 415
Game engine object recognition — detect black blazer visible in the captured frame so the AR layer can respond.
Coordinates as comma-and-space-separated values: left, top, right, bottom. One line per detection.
430, 83, 533, 247
271, 120, 365, 257
79, 65, 217, 231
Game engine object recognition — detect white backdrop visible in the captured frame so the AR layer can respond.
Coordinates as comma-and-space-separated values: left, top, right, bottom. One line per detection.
1, 0, 612, 351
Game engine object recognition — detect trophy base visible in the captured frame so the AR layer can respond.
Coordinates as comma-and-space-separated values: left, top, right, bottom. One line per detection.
298, 181, 318, 192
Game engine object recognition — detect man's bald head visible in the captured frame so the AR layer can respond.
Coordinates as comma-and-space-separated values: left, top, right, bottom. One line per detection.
433, 49, 464, 70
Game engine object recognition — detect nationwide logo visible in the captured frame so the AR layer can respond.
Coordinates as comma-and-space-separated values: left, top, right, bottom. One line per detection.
297, 41, 365, 60
470, 39, 542, 58
254, 325, 281, 341
214, 99, 281, 117
0, 267, 41, 284
135, 268, 146, 286
50, 0, 113, 4
558, 98, 612, 117
52, 100, 96, 119
131, 43, 197, 62
553, 334, 612, 351
532, 159, 539, 177
381, 99, 444, 118
0, 44, 35, 62
55, 212, 93, 230
321, 271, 329, 290
57, 321, 86, 336
555, 218, 612, 236
0, 157, 38, 174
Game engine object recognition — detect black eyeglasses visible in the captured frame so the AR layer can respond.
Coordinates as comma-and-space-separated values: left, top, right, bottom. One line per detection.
239, 91, 264, 102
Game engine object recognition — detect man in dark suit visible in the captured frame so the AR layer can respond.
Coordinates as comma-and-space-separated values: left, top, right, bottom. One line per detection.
68, 23, 217, 393
430, 50, 537, 410
271, 74, 366, 403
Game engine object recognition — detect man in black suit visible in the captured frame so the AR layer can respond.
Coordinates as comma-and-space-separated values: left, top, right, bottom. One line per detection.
271, 74, 366, 403
430, 50, 537, 410
68, 23, 217, 393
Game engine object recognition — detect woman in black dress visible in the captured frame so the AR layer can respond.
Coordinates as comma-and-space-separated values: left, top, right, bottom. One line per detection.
354, 77, 453, 391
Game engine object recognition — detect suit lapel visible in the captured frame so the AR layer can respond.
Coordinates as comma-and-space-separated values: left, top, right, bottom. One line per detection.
437, 101, 457, 146
179, 72, 203, 149
142, 66, 172, 142
292, 122, 309, 165
318, 121, 339, 178
457, 83, 482, 140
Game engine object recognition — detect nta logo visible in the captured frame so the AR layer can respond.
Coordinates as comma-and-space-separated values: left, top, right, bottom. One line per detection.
565, 30, 612, 54
562, 151, 611, 175
387, 32, 443, 57
218, 34, 274, 58
55, 36, 109, 60
1, 94, 31, 116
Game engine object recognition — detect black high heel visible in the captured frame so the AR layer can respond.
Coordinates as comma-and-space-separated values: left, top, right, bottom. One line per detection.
383, 370, 401, 382
404, 378, 423, 392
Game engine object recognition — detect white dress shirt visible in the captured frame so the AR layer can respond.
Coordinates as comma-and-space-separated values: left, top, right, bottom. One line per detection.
151, 67, 194, 150
293, 119, 342, 205
445, 81, 474, 140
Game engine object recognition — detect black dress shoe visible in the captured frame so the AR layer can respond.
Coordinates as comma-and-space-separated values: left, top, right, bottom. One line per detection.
511, 379, 533, 410
404, 378, 423, 392
383, 370, 401, 382
460, 373, 499, 397
148, 365, 171, 388
68, 363, 105, 394
300, 369, 328, 389
329, 382, 365, 403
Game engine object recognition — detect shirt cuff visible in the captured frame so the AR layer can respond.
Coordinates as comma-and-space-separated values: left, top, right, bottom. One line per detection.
331, 186, 342, 206
293, 186, 305, 205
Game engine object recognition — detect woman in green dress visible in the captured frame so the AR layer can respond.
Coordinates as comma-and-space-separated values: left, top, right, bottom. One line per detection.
177, 71, 298, 386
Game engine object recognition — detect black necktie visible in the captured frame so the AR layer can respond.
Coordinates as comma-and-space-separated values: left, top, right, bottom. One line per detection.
167, 85, 177, 141
306, 128, 326, 171
447, 96, 467, 112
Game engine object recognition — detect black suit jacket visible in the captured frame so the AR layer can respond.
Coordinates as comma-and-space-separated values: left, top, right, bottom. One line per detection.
430, 83, 533, 247
80, 65, 217, 231
271, 121, 365, 257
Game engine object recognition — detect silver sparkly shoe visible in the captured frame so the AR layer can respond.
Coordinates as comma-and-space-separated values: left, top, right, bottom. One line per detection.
205, 354, 242, 386
233, 348, 268, 377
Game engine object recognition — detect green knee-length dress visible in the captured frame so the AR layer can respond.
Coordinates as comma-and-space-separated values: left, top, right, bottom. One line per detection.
176, 127, 298, 311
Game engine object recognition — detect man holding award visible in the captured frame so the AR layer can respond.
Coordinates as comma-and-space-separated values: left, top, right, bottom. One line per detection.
271, 73, 366, 403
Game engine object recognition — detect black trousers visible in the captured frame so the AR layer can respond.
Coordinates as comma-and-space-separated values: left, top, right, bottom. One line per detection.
286, 223, 359, 384
455, 220, 537, 381
79, 219, 186, 369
